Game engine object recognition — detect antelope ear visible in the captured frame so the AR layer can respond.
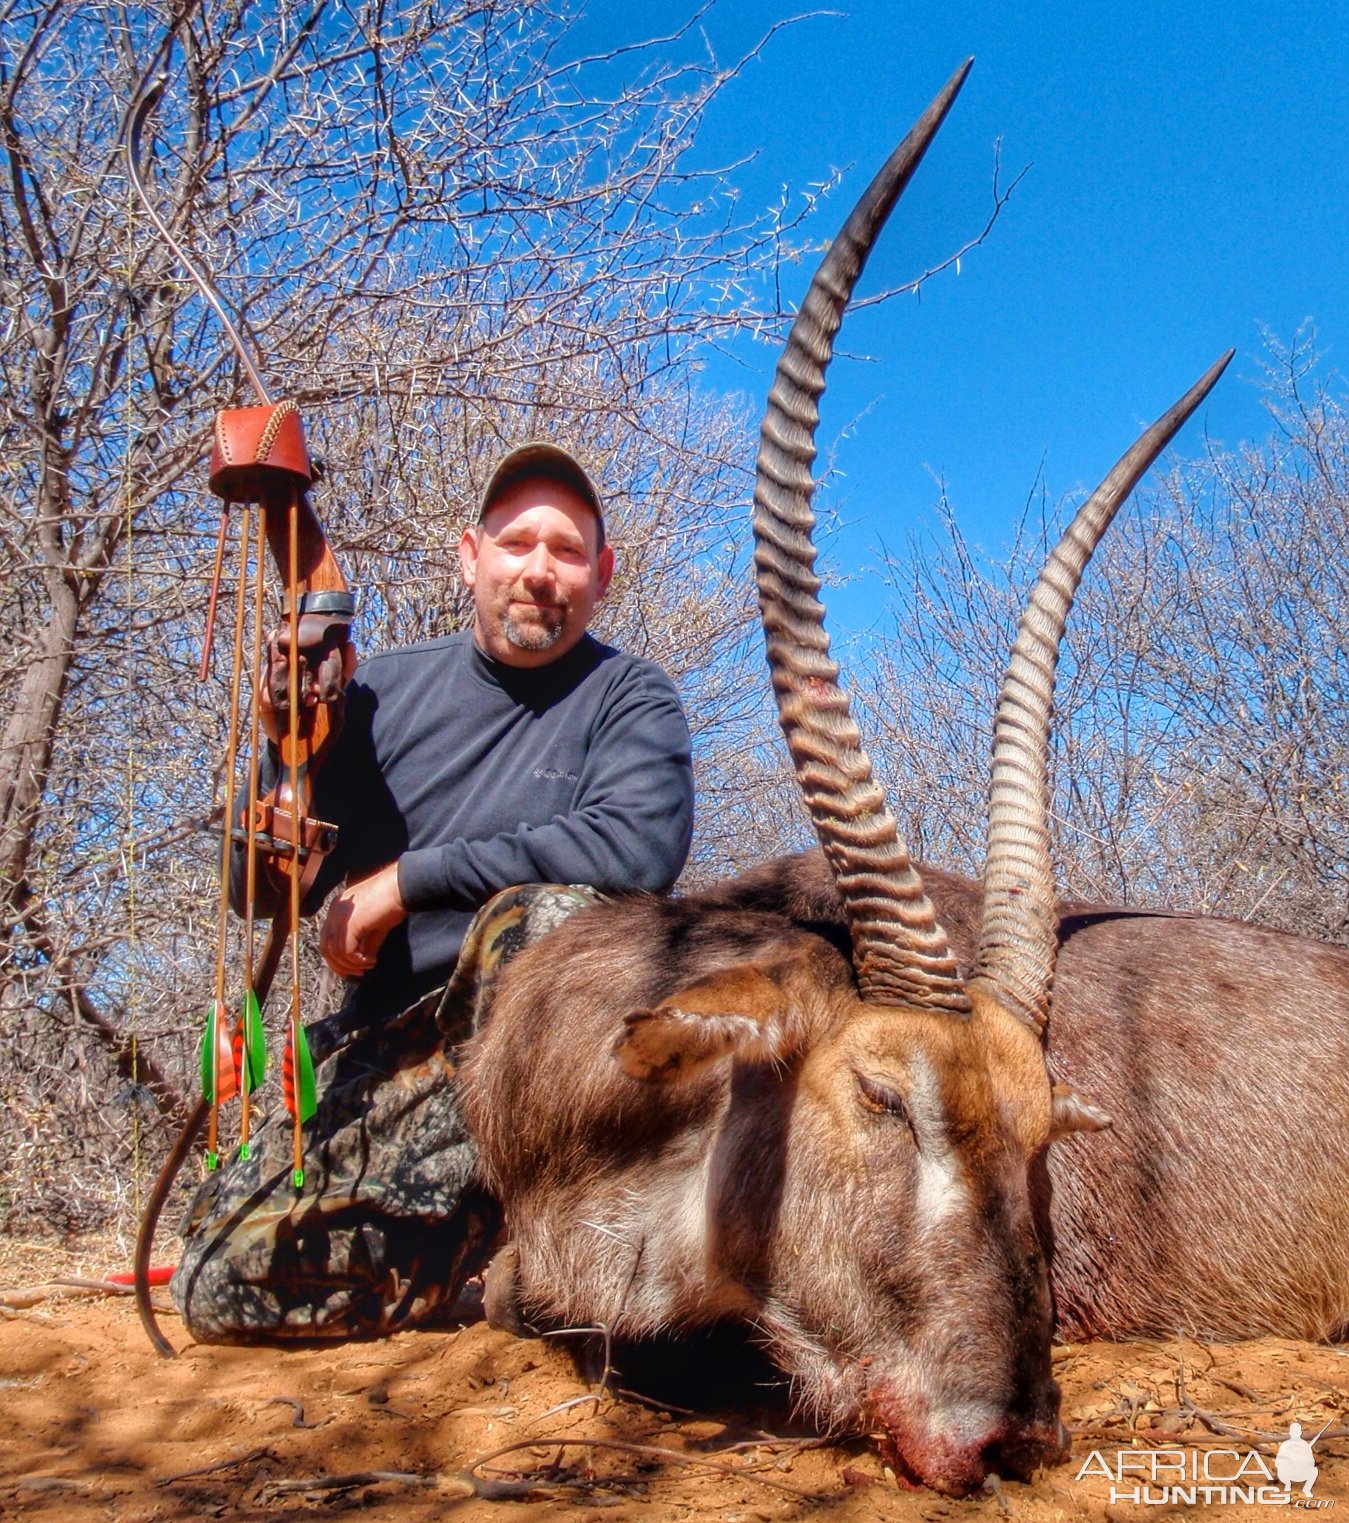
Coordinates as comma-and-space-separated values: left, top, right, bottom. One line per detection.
614, 964, 791, 1083
1049, 1082, 1114, 1140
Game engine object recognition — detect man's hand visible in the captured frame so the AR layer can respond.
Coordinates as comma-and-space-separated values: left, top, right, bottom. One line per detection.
320, 861, 407, 978
260, 619, 358, 745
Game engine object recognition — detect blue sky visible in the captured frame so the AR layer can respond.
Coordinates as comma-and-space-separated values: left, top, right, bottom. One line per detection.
575, 0, 1349, 637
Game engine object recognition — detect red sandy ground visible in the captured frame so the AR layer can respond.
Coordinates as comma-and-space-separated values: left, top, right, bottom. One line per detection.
1, 1237, 1346, 1522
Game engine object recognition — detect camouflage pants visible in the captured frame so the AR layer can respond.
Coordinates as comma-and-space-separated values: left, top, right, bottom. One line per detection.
171, 884, 601, 1344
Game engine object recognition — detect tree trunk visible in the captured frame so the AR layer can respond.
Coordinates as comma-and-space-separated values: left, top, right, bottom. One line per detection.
0, 576, 81, 917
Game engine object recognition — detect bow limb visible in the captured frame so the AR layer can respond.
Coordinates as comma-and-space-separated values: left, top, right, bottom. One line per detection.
124, 74, 272, 404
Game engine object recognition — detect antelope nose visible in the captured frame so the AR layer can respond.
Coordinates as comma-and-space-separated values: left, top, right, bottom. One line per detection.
984, 1417, 1072, 1482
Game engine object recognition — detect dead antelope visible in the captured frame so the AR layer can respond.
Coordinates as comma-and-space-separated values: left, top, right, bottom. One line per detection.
461, 61, 1345, 1497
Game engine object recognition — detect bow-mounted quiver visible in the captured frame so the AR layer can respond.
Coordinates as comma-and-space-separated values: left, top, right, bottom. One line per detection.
132, 399, 357, 1357
134, 400, 356, 1357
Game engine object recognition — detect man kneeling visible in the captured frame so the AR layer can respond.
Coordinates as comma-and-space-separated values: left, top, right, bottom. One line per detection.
173, 444, 693, 1341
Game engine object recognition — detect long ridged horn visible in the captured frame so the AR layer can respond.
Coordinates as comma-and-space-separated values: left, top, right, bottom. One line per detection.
970, 350, 1234, 1032
753, 62, 973, 1012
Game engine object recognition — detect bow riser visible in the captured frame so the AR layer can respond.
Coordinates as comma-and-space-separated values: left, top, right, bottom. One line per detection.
210, 402, 354, 893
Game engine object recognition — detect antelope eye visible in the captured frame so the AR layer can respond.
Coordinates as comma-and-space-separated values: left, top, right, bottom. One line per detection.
856, 1072, 909, 1120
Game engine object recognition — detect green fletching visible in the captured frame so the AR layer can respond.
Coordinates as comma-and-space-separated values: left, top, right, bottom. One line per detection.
242, 988, 267, 1091
199, 1000, 219, 1102
295, 1022, 318, 1123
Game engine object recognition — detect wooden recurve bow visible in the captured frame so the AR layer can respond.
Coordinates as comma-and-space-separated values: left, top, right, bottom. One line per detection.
125, 71, 357, 1356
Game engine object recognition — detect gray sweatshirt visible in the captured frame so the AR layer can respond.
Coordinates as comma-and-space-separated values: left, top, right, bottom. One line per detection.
238, 630, 693, 1015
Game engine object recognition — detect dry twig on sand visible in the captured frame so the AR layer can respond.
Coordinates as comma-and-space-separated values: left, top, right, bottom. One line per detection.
462, 1434, 843, 1503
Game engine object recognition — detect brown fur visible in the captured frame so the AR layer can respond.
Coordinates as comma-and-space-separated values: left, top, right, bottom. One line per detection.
460, 887, 1064, 1494
457, 850, 1349, 1493
704, 850, 1349, 1340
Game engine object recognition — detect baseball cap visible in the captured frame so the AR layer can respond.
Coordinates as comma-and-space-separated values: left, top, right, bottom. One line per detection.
478, 442, 606, 545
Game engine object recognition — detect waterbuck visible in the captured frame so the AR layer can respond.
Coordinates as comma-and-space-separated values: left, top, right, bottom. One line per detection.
459, 62, 1349, 1495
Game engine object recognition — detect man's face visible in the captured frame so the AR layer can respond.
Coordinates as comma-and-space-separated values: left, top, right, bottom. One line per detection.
459, 475, 614, 667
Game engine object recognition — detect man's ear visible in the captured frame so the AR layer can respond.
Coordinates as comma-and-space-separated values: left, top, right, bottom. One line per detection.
595, 543, 615, 598
459, 525, 480, 589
